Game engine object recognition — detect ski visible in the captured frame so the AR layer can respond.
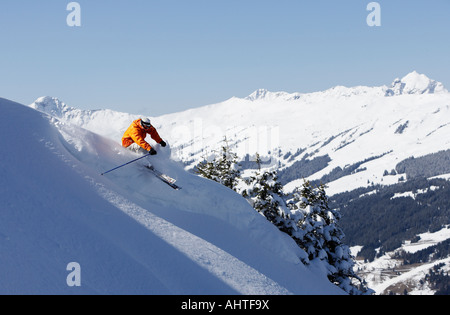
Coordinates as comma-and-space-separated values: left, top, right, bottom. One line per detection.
145, 165, 181, 190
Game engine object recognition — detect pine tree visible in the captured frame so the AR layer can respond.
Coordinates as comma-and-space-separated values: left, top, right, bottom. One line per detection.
285, 181, 325, 262
196, 138, 241, 191
286, 180, 373, 295
240, 154, 289, 228
196, 154, 219, 182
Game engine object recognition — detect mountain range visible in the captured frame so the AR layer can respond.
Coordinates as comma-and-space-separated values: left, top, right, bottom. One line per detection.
30, 71, 450, 194
26, 71, 450, 294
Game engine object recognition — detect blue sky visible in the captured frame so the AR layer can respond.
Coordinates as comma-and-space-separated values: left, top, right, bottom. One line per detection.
1, 0, 449, 116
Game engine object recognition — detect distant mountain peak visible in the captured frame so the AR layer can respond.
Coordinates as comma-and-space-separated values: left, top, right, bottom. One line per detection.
244, 72, 447, 102
385, 71, 447, 96
30, 96, 71, 118
245, 89, 301, 102
245, 89, 269, 101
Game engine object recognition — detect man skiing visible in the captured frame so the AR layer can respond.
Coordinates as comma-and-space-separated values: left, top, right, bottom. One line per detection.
103, 118, 179, 189
122, 118, 167, 155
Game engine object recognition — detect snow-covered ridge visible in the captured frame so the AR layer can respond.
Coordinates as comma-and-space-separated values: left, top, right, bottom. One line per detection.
245, 89, 302, 102
243, 72, 447, 102
31, 72, 448, 119
30, 96, 70, 117
2, 97, 344, 294
29, 72, 448, 136
30, 96, 140, 143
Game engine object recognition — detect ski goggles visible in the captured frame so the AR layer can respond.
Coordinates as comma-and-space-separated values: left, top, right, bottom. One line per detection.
141, 121, 152, 129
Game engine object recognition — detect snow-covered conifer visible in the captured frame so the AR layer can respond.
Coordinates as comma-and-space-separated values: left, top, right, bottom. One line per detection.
286, 181, 373, 295
240, 154, 289, 228
196, 138, 241, 191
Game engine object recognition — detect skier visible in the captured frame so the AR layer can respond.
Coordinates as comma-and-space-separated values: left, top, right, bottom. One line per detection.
122, 118, 167, 155
102, 118, 178, 188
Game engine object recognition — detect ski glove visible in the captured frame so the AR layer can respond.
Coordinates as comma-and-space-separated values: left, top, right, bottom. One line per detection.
160, 140, 167, 147
149, 148, 157, 155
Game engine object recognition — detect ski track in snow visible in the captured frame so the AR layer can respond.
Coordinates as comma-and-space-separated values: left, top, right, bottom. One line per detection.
91, 179, 293, 295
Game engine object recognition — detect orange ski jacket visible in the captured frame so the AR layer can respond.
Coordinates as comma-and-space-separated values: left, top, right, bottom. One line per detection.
122, 119, 163, 151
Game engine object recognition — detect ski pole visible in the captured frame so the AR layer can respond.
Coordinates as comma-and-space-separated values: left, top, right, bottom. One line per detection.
101, 153, 151, 176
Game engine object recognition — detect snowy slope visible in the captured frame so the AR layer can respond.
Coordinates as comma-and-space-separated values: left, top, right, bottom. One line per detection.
0, 98, 344, 295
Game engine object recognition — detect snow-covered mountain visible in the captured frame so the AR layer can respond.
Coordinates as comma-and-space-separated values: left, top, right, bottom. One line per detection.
386, 71, 448, 96
26, 71, 450, 295
157, 71, 449, 196
31, 72, 449, 194
30, 96, 139, 141
1, 97, 345, 295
